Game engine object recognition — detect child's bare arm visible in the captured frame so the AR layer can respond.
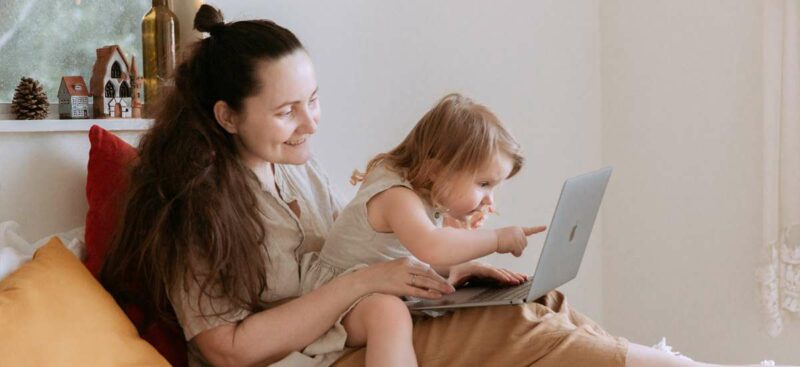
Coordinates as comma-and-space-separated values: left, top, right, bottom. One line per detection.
370, 187, 499, 266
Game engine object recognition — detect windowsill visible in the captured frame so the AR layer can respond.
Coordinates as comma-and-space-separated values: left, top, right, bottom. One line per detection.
0, 103, 152, 132
0, 118, 152, 133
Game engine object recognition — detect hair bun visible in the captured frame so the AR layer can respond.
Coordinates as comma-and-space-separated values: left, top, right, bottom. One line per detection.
194, 4, 225, 34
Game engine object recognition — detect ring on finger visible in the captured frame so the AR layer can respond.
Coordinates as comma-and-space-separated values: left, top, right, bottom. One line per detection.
411, 274, 417, 287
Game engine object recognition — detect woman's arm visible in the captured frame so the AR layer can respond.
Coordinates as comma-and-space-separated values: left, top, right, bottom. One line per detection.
193, 257, 453, 367
372, 187, 500, 267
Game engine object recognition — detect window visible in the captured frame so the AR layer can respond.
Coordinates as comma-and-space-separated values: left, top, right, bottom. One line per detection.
105, 81, 115, 98
119, 81, 130, 98
111, 62, 122, 79
0, 0, 150, 103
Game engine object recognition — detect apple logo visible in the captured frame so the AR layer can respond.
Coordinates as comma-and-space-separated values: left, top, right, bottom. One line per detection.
569, 224, 578, 242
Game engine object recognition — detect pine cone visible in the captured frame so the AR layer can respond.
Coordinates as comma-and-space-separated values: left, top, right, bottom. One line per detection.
11, 77, 49, 120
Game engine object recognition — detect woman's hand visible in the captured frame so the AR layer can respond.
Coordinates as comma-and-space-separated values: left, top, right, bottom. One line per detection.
448, 261, 529, 287
354, 257, 456, 299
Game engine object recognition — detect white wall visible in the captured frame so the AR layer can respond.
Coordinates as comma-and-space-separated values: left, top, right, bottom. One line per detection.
214, 0, 606, 320
0, 131, 141, 242
602, 0, 800, 363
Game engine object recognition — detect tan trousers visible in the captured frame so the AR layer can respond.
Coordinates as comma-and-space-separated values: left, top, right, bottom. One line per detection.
332, 290, 627, 367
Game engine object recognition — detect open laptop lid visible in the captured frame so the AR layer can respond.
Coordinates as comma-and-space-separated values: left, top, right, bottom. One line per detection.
526, 166, 612, 301
409, 167, 613, 311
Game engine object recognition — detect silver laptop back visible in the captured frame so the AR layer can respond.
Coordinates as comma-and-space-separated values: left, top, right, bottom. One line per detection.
525, 166, 612, 301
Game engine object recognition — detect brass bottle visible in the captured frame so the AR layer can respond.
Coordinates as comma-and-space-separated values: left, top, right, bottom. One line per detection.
141, 0, 179, 111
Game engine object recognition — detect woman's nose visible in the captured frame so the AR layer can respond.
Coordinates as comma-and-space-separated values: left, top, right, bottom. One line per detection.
298, 107, 318, 134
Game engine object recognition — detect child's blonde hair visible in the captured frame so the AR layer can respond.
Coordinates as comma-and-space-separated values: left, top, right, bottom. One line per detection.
351, 93, 524, 207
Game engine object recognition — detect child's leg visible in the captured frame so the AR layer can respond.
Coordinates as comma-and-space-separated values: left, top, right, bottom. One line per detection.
342, 293, 417, 367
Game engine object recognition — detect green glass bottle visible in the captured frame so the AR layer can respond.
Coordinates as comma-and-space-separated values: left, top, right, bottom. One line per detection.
141, 0, 179, 111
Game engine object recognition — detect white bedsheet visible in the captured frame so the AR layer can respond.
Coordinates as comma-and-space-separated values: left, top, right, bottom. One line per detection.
0, 220, 85, 281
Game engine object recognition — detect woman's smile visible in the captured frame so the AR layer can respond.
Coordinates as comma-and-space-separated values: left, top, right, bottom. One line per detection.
284, 137, 307, 146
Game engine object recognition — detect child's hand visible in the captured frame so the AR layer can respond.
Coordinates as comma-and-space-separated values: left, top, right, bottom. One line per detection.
467, 204, 497, 229
442, 214, 468, 229
448, 261, 528, 287
494, 225, 547, 256
443, 205, 496, 229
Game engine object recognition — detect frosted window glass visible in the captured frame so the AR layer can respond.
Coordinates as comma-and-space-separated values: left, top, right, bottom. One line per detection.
0, 0, 150, 102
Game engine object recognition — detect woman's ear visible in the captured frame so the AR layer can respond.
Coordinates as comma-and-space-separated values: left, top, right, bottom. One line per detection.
213, 100, 238, 134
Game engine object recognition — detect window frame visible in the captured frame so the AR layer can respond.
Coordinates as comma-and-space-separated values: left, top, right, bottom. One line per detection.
0, 1, 199, 130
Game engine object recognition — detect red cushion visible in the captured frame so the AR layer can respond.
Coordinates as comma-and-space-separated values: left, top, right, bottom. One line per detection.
85, 125, 187, 367
85, 125, 137, 276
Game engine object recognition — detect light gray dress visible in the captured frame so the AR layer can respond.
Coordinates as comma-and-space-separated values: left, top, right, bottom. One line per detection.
299, 163, 443, 295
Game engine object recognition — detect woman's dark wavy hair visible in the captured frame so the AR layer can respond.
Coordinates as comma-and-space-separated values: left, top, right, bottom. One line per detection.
99, 4, 304, 323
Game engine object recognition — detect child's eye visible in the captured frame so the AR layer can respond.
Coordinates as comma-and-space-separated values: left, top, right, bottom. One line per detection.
479, 182, 490, 188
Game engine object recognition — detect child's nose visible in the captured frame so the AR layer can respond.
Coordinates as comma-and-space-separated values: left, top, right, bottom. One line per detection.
482, 193, 494, 206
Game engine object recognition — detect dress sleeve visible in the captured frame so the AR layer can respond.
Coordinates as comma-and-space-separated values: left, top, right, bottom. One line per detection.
169, 269, 252, 341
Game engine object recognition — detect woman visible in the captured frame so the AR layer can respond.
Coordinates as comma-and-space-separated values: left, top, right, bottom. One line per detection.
100, 5, 786, 367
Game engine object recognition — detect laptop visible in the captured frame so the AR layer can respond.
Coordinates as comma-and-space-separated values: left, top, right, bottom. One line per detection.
408, 166, 613, 311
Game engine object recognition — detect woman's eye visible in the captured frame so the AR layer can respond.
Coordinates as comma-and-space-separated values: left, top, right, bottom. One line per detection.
479, 182, 490, 188
309, 96, 319, 106
278, 109, 293, 117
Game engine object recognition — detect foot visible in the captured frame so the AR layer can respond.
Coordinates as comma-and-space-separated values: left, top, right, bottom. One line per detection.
652, 337, 693, 361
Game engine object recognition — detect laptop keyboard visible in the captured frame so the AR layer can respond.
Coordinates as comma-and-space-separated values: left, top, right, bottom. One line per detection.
465, 280, 533, 303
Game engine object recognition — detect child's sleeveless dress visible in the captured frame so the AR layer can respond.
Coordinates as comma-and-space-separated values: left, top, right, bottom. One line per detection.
300, 163, 443, 294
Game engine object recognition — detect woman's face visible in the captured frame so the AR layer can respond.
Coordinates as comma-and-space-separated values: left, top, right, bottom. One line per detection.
231, 50, 320, 167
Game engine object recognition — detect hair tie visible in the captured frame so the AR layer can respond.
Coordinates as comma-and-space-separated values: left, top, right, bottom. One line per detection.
208, 23, 226, 37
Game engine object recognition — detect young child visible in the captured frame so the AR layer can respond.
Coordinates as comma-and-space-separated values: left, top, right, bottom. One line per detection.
300, 93, 546, 366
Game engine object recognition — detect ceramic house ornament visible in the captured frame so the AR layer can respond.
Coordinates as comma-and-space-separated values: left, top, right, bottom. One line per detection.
89, 45, 136, 118
58, 76, 92, 119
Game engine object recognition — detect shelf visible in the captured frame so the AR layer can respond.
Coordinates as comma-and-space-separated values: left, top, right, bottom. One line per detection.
0, 118, 152, 133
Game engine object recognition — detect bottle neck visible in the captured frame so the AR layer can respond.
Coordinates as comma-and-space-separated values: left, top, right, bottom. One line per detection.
152, 0, 169, 7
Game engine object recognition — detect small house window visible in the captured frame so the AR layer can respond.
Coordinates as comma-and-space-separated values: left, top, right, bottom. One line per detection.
105, 81, 115, 98
74, 85, 82, 91
111, 62, 122, 79
119, 81, 130, 98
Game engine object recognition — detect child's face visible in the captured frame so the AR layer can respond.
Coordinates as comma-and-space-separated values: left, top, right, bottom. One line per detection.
438, 152, 514, 221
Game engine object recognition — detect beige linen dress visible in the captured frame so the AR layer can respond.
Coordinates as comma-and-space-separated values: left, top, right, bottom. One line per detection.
170, 158, 356, 366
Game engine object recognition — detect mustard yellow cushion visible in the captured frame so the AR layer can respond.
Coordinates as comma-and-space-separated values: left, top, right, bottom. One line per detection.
0, 237, 169, 366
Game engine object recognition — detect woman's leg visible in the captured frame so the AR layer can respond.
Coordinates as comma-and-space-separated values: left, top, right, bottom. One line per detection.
627, 342, 713, 367
336, 290, 626, 367
334, 290, 795, 367
342, 293, 417, 367
626, 342, 792, 367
